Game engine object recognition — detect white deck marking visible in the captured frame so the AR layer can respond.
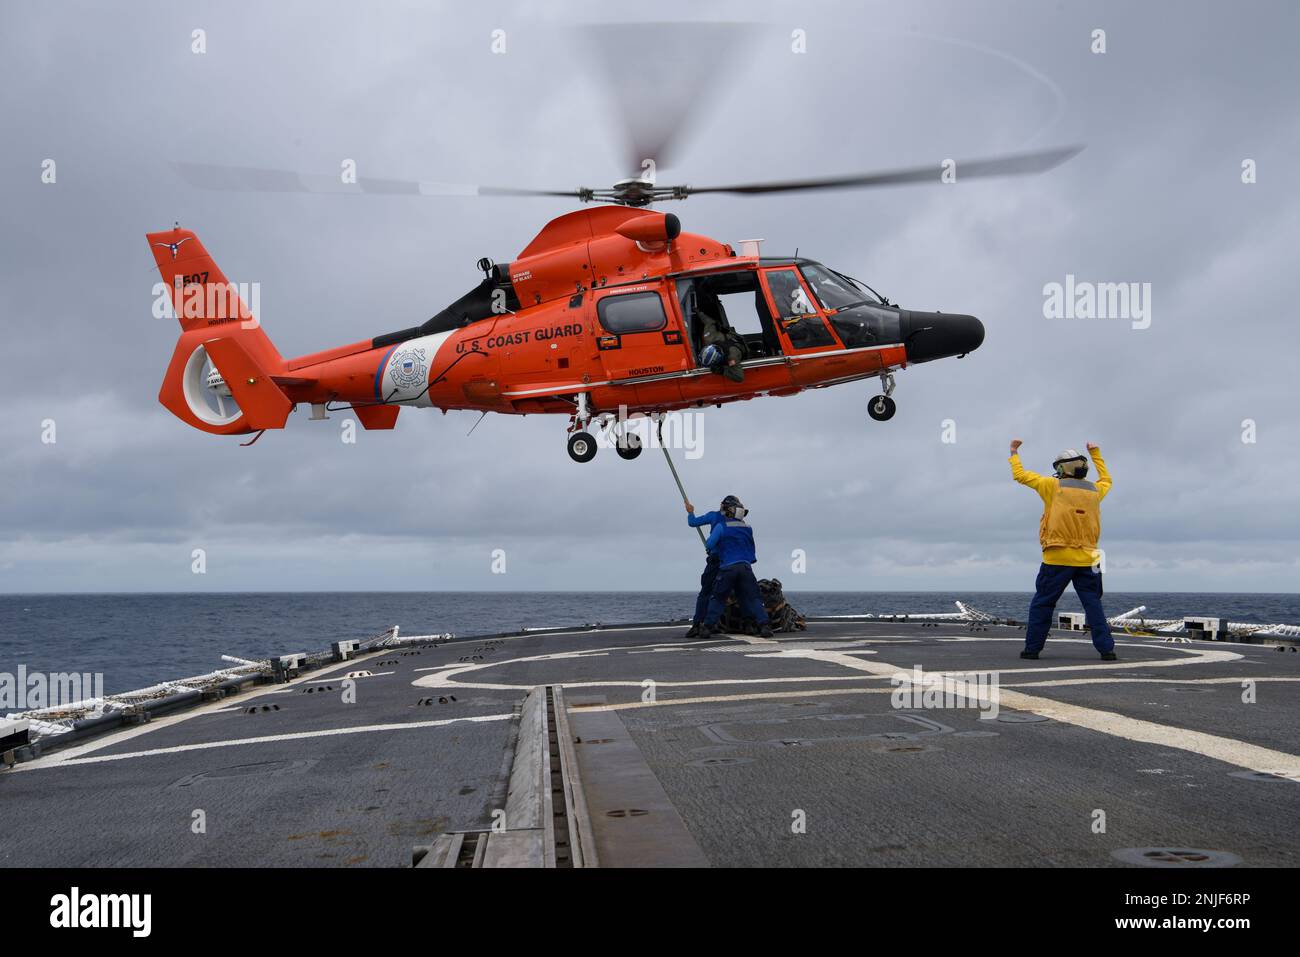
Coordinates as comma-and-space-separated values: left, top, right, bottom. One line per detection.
489, 624, 685, 641
18, 629, 1293, 777
576, 686, 898, 711
989, 687, 1300, 778
21, 713, 514, 770
1010, 675, 1300, 690
704, 640, 909, 653
412, 640, 885, 691
13, 649, 406, 771
726, 633, 779, 645
674, 647, 1300, 779
412, 636, 1240, 692
574, 675, 1300, 715
413, 634, 1300, 779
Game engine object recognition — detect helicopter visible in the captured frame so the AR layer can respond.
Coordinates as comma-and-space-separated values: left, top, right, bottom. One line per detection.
151, 22, 1080, 461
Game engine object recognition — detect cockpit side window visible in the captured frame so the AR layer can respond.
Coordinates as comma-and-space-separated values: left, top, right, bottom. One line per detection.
800, 263, 876, 312
764, 268, 835, 349
767, 270, 815, 319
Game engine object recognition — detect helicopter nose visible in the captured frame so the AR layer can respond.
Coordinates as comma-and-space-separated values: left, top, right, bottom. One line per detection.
900, 311, 985, 363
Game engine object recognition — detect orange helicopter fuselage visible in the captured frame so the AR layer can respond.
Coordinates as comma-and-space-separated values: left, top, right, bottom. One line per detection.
148, 205, 981, 438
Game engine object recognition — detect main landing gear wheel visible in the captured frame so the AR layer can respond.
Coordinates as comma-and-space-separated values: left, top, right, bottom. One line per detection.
567, 431, 598, 463
868, 395, 896, 421
615, 432, 643, 460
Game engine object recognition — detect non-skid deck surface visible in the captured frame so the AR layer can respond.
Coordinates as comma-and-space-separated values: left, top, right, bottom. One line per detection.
4, 621, 1297, 867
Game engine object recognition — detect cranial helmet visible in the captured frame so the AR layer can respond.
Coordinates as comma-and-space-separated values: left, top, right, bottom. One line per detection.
699, 344, 723, 368
721, 494, 748, 519
1052, 448, 1089, 479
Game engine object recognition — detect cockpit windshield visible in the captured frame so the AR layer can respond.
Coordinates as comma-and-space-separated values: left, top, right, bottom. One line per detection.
800, 264, 882, 311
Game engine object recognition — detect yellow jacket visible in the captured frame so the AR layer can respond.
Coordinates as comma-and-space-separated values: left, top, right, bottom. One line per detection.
1010, 447, 1112, 566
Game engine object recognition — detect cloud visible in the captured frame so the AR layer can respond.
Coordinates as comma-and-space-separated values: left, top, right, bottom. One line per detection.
2, 0, 1298, 593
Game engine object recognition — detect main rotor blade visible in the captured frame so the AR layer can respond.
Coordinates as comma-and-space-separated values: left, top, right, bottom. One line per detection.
685, 145, 1084, 196
171, 161, 583, 199
583, 21, 761, 177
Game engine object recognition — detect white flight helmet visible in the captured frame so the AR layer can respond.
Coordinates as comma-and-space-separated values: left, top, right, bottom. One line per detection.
1052, 448, 1089, 479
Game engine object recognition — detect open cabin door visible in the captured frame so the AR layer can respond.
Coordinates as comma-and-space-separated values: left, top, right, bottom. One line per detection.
675, 270, 785, 363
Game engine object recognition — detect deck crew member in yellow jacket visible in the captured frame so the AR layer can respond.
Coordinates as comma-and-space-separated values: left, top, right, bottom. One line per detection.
1009, 440, 1117, 661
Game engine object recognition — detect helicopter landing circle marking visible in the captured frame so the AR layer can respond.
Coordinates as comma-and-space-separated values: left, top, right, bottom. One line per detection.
409, 636, 1240, 694
408, 637, 1300, 778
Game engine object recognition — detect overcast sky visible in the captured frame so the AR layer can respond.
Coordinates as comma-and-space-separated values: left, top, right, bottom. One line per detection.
2, 0, 1298, 594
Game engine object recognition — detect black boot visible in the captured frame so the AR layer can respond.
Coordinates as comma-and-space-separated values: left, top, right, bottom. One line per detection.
1100, 651, 1118, 661
683, 623, 701, 640
758, 625, 774, 638
1019, 650, 1039, 659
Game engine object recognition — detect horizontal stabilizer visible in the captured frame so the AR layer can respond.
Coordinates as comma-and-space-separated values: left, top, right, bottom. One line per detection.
270, 375, 318, 388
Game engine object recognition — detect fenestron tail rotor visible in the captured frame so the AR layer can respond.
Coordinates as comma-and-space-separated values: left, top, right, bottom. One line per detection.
182, 344, 244, 428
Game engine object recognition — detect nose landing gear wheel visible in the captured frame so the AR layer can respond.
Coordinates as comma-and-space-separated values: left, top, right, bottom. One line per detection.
615, 432, 643, 460
868, 395, 896, 421
567, 431, 598, 463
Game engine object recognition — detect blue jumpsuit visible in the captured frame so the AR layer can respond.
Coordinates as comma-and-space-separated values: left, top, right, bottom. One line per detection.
687, 510, 725, 625
701, 518, 769, 628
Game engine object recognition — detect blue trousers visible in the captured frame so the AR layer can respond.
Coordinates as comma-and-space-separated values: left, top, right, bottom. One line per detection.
693, 556, 721, 624
703, 562, 769, 627
1025, 563, 1115, 654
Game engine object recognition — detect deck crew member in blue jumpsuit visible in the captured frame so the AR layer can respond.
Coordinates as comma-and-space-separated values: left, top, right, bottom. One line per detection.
694, 495, 773, 639
683, 499, 728, 639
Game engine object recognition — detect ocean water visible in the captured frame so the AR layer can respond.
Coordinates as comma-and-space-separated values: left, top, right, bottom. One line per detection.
2, 591, 1298, 697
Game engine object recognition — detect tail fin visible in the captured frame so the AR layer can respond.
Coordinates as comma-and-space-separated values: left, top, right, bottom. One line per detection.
148, 227, 289, 435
